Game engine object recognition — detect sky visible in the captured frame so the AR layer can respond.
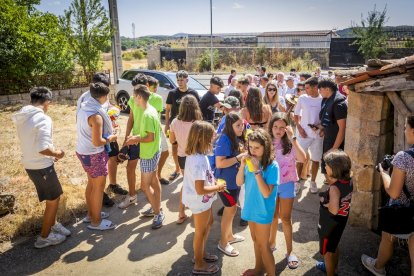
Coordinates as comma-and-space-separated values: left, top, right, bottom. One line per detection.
37, 0, 414, 37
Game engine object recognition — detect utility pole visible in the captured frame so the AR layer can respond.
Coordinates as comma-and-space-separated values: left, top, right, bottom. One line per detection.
132, 23, 136, 48
210, 0, 213, 74
108, 0, 123, 83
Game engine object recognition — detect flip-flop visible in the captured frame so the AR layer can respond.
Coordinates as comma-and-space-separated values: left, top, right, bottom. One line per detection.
217, 243, 239, 257
87, 219, 116, 231
176, 215, 189, 224
192, 264, 219, 275
192, 253, 218, 264
229, 234, 245, 244
286, 254, 300, 269
82, 212, 109, 223
168, 171, 180, 181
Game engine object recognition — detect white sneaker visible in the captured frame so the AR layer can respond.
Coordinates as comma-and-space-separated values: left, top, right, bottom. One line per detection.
294, 182, 301, 194
51, 222, 71, 236
118, 194, 137, 209
361, 254, 386, 276
34, 232, 66, 248
309, 181, 318, 194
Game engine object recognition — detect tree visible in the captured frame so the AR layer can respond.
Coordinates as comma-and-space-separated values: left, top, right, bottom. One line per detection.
352, 6, 388, 60
61, 0, 111, 75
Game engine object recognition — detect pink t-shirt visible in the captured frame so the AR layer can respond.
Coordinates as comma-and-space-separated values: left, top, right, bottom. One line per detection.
170, 119, 194, 157
273, 139, 298, 184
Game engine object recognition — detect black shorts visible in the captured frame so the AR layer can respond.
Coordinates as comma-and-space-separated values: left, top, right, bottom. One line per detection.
26, 165, 63, 202
318, 208, 347, 254
178, 156, 186, 170
218, 188, 240, 207
108, 141, 120, 158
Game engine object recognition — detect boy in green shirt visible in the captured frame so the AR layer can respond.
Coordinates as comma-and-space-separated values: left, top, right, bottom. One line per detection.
126, 85, 164, 229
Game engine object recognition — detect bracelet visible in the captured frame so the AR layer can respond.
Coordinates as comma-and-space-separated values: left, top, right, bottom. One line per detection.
254, 169, 262, 175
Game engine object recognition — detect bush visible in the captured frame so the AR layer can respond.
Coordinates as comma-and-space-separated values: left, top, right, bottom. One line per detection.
197, 49, 220, 72
122, 50, 145, 61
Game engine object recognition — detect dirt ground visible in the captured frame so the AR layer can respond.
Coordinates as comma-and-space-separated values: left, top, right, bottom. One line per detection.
0, 104, 411, 275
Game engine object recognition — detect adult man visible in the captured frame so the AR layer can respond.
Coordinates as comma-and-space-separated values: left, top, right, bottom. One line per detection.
259, 76, 269, 97
294, 77, 323, 194
126, 85, 164, 229
299, 73, 312, 82
147, 76, 170, 185
13, 87, 71, 248
165, 70, 200, 181
200, 76, 224, 123
276, 72, 287, 98
317, 78, 348, 177
224, 76, 237, 97
228, 69, 237, 85
259, 66, 266, 77
76, 73, 127, 207
285, 76, 296, 96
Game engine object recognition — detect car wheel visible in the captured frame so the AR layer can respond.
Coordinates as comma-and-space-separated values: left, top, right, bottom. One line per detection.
117, 92, 130, 113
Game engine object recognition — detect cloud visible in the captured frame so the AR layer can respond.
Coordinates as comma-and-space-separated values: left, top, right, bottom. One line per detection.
232, 2, 244, 9
48, 1, 61, 6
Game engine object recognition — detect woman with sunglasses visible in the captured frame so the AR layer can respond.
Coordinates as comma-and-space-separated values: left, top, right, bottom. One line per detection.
263, 83, 286, 114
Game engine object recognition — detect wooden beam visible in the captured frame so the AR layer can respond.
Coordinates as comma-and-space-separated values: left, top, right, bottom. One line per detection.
386, 91, 412, 117
364, 81, 414, 93
353, 72, 414, 92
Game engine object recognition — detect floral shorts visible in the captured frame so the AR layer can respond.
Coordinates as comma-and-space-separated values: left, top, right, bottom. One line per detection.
76, 151, 109, 178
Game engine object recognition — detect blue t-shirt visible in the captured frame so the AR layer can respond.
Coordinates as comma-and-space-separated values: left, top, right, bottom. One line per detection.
241, 161, 279, 224
217, 115, 227, 134
214, 134, 240, 190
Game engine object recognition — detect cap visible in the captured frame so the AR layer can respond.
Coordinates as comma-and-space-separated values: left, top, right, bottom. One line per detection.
210, 76, 224, 88
222, 96, 240, 109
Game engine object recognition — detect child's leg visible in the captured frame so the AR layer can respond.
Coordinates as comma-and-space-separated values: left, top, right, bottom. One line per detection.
178, 187, 186, 218
126, 159, 138, 196
409, 234, 414, 276
219, 205, 237, 247
279, 198, 294, 255
85, 175, 93, 217
269, 197, 280, 250
324, 252, 336, 276
243, 222, 265, 275
157, 150, 169, 180
141, 172, 157, 212
41, 197, 60, 238
149, 172, 161, 214
254, 222, 276, 276
89, 175, 106, 225
202, 208, 214, 256
193, 208, 212, 269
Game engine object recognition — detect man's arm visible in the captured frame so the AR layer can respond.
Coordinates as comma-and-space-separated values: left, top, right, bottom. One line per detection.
124, 110, 134, 145
331, 119, 346, 150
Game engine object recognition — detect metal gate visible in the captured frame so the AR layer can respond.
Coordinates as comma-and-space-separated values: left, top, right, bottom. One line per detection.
329, 38, 365, 67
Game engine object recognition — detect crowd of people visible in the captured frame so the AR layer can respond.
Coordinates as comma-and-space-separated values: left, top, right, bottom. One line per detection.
12, 66, 414, 276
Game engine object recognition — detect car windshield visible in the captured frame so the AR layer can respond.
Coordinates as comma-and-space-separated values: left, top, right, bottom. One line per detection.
165, 72, 206, 90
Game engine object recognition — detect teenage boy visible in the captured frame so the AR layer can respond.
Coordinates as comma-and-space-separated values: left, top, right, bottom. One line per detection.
77, 73, 128, 207
13, 87, 71, 248
200, 76, 224, 123
126, 85, 164, 229
228, 69, 236, 85
317, 78, 348, 178
147, 76, 170, 185
165, 70, 200, 181
294, 77, 323, 194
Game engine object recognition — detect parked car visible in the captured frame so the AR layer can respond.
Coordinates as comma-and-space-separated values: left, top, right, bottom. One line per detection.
115, 69, 224, 115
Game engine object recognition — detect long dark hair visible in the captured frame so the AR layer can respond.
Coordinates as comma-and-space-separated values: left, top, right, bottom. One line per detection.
223, 112, 245, 153
248, 128, 273, 170
246, 87, 263, 122
268, 113, 292, 155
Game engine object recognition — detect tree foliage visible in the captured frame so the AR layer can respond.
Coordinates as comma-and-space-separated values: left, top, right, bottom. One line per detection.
352, 6, 388, 59
61, 0, 111, 75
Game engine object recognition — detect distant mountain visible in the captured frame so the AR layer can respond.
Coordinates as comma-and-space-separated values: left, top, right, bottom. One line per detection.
172, 33, 188, 38
337, 25, 414, 38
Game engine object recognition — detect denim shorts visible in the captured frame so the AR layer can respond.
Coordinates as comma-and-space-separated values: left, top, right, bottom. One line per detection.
277, 181, 296, 199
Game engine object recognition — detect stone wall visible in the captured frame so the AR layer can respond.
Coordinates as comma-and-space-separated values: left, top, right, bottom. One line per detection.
0, 85, 116, 107
147, 47, 161, 70
345, 92, 393, 229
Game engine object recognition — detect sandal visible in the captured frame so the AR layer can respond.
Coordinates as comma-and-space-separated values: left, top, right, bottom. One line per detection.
241, 269, 256, 276
286, 254, 300, 269
192, 253, 218, 264
87, 219, 116, 231
192, 264, 219, 275
229, 234, 245, 244
168, 171, 181, 181
176, 215, 189, 224
82, 211, 109, 223
217, 243, 239, 257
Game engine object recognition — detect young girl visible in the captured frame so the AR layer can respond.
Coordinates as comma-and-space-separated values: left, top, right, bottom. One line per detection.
170, 95, 203, 224
215, 112, 246, 257
182, 121, 227, 275
268, 113, 306, 269
263, 83, 286, 113
236, 128, 279, 276
241, 87, 273, 130
317, 150, 352, 276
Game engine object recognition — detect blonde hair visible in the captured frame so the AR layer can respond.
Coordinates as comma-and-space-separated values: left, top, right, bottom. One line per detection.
185, 121, 215, 155
263, 83, 280, 106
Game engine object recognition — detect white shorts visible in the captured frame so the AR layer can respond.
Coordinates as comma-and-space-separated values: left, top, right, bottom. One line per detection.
160, 130, 169, 152
297, 136, 323, 162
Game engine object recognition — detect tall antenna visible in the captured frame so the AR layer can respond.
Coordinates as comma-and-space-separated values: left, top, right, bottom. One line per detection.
132, 23, 136, 48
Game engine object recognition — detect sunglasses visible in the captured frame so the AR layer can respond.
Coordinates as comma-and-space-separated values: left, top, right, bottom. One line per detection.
267, 88, 277, 91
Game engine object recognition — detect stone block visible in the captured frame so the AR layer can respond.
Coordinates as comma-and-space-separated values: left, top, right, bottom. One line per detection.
349, 191, 374, 229
71, 88, 83, 98
0, 95, 9, 105
8, 94, 22, 101
58, 89, 71, 97
347, 92, 391, 122
352, 164, 382, 192
346, 115, 393, 137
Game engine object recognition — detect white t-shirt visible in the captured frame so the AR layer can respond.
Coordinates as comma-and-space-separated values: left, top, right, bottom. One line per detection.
182, 154, 217, 214
294, 94, 323, 139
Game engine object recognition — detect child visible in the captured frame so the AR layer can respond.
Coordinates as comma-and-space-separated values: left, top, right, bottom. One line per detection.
236, 128, 279, 276
169, 95, 203, 224
182, 121, 227, 275
268, 113, 306, 269
316, 150, 352, 276
125, 84, 163, 229
215, 112, 247, 257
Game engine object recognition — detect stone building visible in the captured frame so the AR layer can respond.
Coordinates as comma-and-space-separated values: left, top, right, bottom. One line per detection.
338, 55, 414, 229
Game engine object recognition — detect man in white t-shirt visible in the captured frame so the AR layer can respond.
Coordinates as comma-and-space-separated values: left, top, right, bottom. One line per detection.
294, 77, 323, 194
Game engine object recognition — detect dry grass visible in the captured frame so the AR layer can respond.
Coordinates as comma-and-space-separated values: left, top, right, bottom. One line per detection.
0, 104, 139, 241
